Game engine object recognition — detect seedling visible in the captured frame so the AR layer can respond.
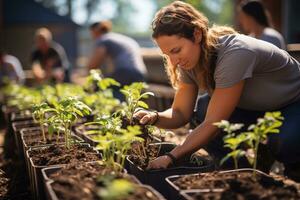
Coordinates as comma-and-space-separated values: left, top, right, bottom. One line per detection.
215, 112, 284, 174
97, 175, 134, 200
214, 120, 245, 169
119, 82, 154, 125
32, 102, 56, 142
244, 112, 283, 172
48, 97, 92, 149
83, 70, 121, 118
95, 124, 143, 172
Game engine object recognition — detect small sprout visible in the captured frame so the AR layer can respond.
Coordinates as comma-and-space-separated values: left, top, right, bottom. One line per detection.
97, 176, 134, 200
215, 111, 284, 174
214, 120, 245, 169
119, 82, 154, 124
49, 97, 92, 149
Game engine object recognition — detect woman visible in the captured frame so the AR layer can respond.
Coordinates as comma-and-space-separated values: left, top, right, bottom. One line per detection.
238, 0, 286, 49
134, 1, 300, 181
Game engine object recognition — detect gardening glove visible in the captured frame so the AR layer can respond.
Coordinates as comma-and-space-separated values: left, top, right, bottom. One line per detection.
133, 109, 159, 125
146, 155, 172, 170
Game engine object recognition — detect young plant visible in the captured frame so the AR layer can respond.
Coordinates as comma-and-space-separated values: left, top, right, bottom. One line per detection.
83, 69, 121, 118
32, 102, 56, 142
83, 69, 120, 93
244, 112, 284, 172
215, 112, 284, 173
97, 175, 134, 200
119, 82, 154, 125
48, 97, 92, 149
8, 86, 43, 111
214, 120, 245, 169
95, 123, 143, 173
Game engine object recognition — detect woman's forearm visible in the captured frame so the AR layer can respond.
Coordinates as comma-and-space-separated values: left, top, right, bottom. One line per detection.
156, 108, 190, 129
170, 120, 218, 159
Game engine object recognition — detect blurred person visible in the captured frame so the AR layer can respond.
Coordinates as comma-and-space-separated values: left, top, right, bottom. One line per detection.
88, 20, 147, 99
0, 50, 25, 86
31, 27, 70, 84
238, 0, 286, 49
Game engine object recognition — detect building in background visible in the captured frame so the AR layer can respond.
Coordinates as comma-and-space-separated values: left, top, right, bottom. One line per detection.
0, 0, 79, 69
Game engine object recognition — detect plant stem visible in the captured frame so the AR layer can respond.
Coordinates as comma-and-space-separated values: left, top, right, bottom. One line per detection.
41, 123, 46, 143
253, 137, 260, 176
234, 157, 238, 169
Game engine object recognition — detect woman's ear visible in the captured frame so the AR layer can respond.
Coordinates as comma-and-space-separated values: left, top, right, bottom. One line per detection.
194, 28, 202, 43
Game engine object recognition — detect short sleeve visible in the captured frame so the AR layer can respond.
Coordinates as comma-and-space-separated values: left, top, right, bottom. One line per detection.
214, 49, 257, 88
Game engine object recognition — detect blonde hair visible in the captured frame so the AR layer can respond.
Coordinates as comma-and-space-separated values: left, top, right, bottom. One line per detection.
35, 27, 52, 43
152, 1, 237, 90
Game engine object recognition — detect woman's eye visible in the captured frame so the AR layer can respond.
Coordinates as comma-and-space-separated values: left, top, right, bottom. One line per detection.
171, 48, 181, 54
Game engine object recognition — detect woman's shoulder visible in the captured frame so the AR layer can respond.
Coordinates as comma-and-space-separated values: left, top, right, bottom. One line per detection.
217, 34, 259, 56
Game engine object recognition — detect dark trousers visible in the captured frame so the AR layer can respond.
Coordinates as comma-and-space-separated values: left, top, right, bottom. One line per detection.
191, 94, 300, 181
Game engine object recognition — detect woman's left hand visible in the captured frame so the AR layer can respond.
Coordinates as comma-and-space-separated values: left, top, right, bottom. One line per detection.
146, 155, 172, 170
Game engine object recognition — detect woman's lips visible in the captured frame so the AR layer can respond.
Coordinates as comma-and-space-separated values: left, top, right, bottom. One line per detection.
178, 62, 189, 69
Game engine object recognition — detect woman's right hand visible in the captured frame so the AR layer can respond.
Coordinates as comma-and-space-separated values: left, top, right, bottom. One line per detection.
133, 109, 159, 125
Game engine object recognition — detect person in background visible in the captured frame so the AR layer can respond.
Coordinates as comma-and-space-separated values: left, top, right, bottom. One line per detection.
0, 50, 25, 86
134, 1, 300, 182
31, 27, 70, 84
238, 0, 286, 49
88, 20, 147, 99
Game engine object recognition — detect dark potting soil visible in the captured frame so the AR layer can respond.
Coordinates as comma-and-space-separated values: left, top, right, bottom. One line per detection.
23, 130, 66, 147
174, 171, 300, 200
129, 143, 160, 169
49, 162, 160, 200
28, 144, 100, 166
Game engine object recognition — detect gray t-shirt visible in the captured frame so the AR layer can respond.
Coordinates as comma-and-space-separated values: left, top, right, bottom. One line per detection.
260, 27, 286, 50
179, 34, 300, 111
95, 32, 147, 76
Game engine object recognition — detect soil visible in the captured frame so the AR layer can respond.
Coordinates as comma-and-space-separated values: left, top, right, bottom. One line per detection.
22, 129, 80, 147
173, 170, 300, 200
129, 143, 160, 169
48, 162, 162, 200
122, 116, 155, 142
28, 144, 100, 166
129, 143, 210, 170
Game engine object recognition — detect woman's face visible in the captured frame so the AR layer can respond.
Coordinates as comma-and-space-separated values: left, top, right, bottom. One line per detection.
155, 34, 200, 70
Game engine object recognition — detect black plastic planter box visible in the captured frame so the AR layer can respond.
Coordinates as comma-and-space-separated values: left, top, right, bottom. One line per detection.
41, 161, 138, 197
126, 143, 214, 199
21, 127, 84, 182
166, 168, 300, 200
12, 120, 39, 158
45, 180, 166, 200
26, 143, 101, 200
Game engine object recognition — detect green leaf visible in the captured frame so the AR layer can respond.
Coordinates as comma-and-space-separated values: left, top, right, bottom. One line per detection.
137, 101, 148, 109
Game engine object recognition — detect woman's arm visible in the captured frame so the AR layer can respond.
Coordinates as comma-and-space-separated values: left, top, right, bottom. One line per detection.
136, 81, 198, 129
147, 80, 245, 169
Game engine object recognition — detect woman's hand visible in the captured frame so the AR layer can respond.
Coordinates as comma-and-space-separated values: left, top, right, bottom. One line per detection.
146, 155, 172, 170
133, 109, 158, 125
